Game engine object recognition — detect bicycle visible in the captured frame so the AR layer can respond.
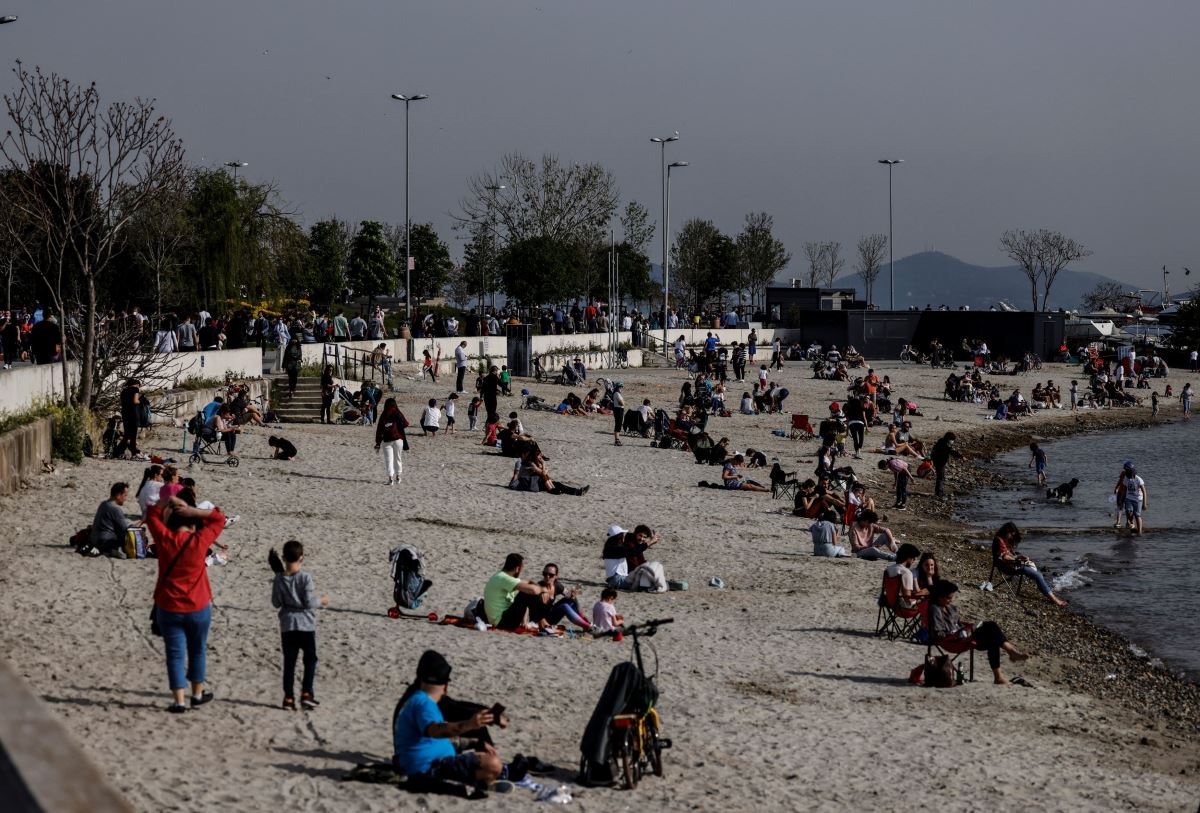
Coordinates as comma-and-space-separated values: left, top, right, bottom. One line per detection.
594, 618, 673, 789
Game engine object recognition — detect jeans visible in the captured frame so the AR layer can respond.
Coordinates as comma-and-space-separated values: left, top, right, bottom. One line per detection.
320, 394, 333, 423
382, 439, 403, 482
281, 630, 317, 698
157, 604, 212, 690
813, 542, 846, 558
381, 359, 393, 388
895, 471, 910, 506
222, 432, 237, 454
1018, 565, 1055, 597
854, 547, 896, 562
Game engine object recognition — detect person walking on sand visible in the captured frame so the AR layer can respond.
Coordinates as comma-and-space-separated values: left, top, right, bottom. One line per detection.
144, 490, 228, 713
375, 397, 409, 485
270, 540, 328, 710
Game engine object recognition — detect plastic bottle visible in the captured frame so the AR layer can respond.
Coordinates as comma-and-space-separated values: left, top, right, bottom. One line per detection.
955, 663, 965, 685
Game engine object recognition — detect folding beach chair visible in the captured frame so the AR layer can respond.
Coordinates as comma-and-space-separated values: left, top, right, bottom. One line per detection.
921, 602, 975, 683
875, 573, 923, 641
789, 414, 816, 439
771, 478, 798, 502
987, 559, 1026, 598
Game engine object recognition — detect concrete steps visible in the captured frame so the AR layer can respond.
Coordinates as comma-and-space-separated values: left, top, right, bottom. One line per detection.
272, 377, 327, 423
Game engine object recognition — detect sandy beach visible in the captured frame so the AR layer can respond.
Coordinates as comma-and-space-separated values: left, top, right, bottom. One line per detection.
1, 359, 1198, 812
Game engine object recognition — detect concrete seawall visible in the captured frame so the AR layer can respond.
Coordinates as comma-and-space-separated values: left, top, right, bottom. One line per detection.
0, 417, 53, 497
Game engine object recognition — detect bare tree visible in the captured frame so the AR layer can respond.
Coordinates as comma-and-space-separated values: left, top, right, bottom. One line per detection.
821, 240, 845, 287
855, 234, 888, 307
79, 315, 194, 416
456, 152, 619, 245
999, 228, 1042, 311
735, 211, 791, 309
0, 63, 186, 407
1080, 280, 1127, 312
130, 170, 190, 319
1037, 230, 1091, 310
619, 200, 655, 254
802, 241, 826, 287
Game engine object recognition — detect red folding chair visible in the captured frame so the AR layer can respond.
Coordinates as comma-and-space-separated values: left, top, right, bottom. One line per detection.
875, 573, 924, 640
921, 602, 976, 682
790, 414, 816, 439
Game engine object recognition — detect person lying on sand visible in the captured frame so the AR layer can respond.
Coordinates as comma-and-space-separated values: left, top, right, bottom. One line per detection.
721, 455, 769, 492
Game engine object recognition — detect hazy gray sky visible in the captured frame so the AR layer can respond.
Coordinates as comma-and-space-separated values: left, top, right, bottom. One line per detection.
3, 1, 1198, 289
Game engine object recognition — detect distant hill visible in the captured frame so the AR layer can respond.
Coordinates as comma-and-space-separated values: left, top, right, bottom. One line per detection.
824, 251, 1136, 311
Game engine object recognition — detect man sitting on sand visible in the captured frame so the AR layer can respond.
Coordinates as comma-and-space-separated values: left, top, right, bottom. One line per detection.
848, 510, 898, 561
602, 524, 669, 593
83, 481, 133, 558
482, 554, 551, 630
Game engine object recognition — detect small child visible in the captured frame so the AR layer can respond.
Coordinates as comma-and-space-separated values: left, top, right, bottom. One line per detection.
443, 392, 458, 434
500, 365, 512, 396
508, 411, 525, 435
1069, 380, 1078, 411
420, 398, 442, 437
467, 397, 482, 430
1028, 442, 1047, 486
270, 540, 328, 710
758, 365, 769, 390
1151, 390, 1159, 418
878, 457, 912, 510
592, 588, 623, 634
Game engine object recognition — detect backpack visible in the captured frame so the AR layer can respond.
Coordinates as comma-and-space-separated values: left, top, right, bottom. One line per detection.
186, 412, 204, 436
389, 545, 431, 610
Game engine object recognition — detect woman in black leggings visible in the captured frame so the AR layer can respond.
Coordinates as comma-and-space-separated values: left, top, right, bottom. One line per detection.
929, 581, 1030, 685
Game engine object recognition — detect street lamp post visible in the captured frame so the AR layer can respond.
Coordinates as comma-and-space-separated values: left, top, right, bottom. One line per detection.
665, 160, 688, 341
391, 93, 429, 321
224, 161, 247, 182
878, 159, 903, 310
650, 132, 679, 350
482, 184, 505, 318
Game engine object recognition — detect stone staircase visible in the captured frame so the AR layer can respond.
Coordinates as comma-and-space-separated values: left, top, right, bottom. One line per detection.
640, 349, 669, 368
272, 376, 326, 423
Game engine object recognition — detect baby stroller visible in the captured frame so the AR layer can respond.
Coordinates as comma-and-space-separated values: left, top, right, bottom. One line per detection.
187, 412, 240, 468
558, 363, 581, 386
651, 408, 680, 449
596, 378, 617, 409
334, 385, 366, 424
387, 544, 432, 617
689, 431, 714, 463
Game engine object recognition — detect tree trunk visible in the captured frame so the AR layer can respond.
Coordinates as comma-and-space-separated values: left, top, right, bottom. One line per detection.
79, 275, 98, 410
1030, 276, 1039, 312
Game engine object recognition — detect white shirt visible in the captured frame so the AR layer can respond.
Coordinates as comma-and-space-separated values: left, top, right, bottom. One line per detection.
137, 481, 163, 516
446, 318, 459, 335
604, 556, 628, 580
592, 600, 619, 632
638, 404, 652, 422
621, 316, 632, 330
1122, 475, 1145, 502
154, 330, 177, 353
421, 406, 442, 427
1192, 351, 1198, 361
758, 369, 769, 385
445, 401, 456, 418
454, 345, 467, 368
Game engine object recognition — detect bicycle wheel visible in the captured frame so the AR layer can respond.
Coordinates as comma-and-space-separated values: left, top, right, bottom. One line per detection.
647, 718, 664, 778
612, 727, 637, 789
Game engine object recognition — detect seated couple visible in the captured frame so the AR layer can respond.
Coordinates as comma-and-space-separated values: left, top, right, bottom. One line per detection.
507, 449, 589, 496
720, 455, 769, 492
480, 554, 592, 631
603, 524, 671, 593
498, 423, 536, 458
392, 650, 551, 794
793, 475, 845, 518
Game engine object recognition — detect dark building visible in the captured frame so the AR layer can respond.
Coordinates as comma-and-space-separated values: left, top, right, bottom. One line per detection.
764, 286, 1066, 361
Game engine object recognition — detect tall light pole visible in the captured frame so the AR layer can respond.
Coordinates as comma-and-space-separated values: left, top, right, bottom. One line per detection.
665, 160, 688, 339
224, 161, 247, 182
651, 132, 679, 348
482, 184, 505, 318
878, 159, 903, 310
391, 92, 429, 321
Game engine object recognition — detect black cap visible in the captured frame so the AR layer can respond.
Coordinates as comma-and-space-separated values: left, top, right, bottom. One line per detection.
416, 650, 452, 685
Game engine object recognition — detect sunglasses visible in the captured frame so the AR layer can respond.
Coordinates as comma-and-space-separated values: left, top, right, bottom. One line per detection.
543, 571, 557, 577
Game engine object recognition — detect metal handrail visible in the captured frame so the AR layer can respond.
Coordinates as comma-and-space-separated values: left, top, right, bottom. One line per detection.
321, 342, 384, 383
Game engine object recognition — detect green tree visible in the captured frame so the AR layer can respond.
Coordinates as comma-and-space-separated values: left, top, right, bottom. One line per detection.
1167, 287, 1200, 353
500, 235, 580, 305
348, 220, 397, 302
461, 220, 499, 312
671, 219, 731, 313
735, 212, 791, 309
186, 169, 243, 306
403, 223, 454, 303
308, 218, 352, 307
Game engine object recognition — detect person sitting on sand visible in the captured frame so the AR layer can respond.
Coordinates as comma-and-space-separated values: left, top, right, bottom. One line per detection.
722, 454, 769, 492
482, 553, 551, 630
602, 525, 669, 592
268, 435, 297, 460
928, 581, 1031, 685
591, 588, 623, 633
916, 551, 942, 591
793, 479, 821, 518
529, 563, 592, 631
894, 421, 925, 456
85, 481, 134, 558
992, 522, 1069, 607
848, 510, 898, 561
739, 391, 755, 415
810, 509, 846, 557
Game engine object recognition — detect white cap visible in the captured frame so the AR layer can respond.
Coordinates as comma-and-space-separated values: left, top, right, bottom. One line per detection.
606, 524, 628, 538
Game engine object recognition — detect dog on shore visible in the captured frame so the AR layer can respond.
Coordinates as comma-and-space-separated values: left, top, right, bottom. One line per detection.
1046, 478, 1079, 503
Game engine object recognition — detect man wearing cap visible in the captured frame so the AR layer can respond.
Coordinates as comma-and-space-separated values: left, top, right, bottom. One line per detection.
602, 525, 659, 589
392, 650, 503, 787
483, 554, 550, 631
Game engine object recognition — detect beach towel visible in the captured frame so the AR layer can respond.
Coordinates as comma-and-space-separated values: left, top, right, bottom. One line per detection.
630, 561, 668, 593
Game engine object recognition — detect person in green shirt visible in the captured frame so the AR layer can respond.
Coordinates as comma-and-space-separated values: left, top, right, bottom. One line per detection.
482, 554, 548, 630
333, 310, 350, 342
499, 365, 512, 396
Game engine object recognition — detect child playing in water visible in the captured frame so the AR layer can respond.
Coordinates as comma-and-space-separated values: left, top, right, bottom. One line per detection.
1028, 442, 1047, 486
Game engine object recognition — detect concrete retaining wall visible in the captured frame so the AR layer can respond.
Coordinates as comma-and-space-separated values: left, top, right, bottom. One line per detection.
0, 364, 75, 414
0, 417, 53, 497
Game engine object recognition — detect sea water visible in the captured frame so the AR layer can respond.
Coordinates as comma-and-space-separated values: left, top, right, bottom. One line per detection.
955, 418, 1199, 681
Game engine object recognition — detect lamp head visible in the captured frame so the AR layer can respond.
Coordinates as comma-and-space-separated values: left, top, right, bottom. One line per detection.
0, 15, 17, 24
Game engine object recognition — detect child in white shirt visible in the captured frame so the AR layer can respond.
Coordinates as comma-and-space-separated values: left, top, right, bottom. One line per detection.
591, 588, 622, 633
420, 399, 442, 437
443, 392, 458, 434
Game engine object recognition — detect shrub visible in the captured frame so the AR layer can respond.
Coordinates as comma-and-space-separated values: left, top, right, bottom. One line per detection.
47, 404, 85, 463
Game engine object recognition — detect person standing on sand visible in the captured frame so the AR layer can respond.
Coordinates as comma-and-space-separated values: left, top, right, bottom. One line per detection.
271, 540, 328, 711
1181, 382, 1192, 417
929, 581, 1030, 685
929, 432, 962, 499
454, 340, 469, 393
479, 365, 501, 425
145, 491, 228, 713
611, 382, 626, 446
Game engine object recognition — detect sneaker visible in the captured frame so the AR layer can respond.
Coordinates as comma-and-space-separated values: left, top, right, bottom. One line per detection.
167, 703, 188, 714
190, 691, 213, 708
224, 515, 240, 528
300, 692, 320, 710
282, 697, 296, 710
386, 478, 393, 486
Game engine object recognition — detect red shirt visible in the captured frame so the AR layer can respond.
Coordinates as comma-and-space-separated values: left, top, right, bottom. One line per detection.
146, 505, 226, 613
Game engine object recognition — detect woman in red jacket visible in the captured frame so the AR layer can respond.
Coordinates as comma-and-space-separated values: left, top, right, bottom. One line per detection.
145, 490, 227, 713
